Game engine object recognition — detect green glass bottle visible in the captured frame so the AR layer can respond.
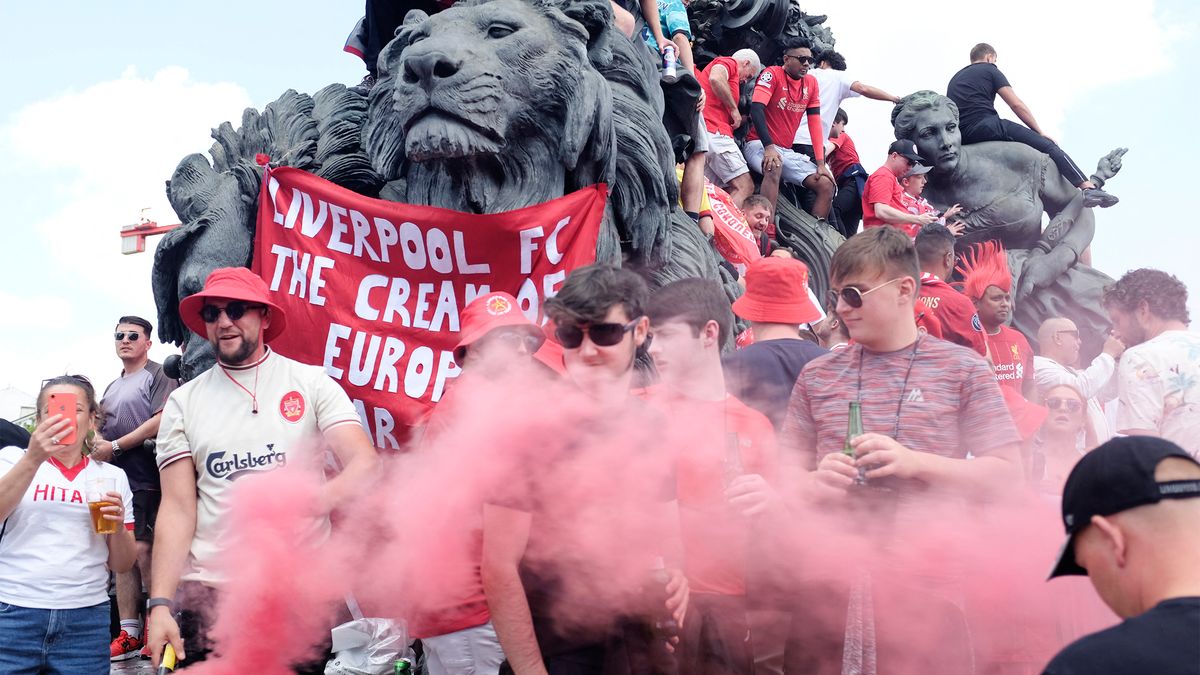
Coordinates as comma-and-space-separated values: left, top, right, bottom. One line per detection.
394, 658, 412, 674
843, 401, 867, 485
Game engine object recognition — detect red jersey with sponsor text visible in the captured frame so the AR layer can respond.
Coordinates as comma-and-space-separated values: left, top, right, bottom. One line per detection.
747, 66, 819, 146
986, 325, 1034, 393
919, 274, 988, 357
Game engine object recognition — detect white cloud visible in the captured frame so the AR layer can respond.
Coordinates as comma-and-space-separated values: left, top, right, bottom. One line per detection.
807, 0, 1183, 154
0, 67, 253, 396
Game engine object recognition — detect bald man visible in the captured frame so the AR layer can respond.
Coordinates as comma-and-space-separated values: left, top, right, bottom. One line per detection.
1044, 436, 1200, 674
1033, 317, 1124, 446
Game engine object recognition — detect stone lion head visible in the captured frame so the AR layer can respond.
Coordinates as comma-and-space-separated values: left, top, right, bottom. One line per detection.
364, 0, 615, 215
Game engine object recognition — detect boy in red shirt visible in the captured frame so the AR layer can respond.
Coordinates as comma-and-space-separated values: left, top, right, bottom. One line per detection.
646, 278, 781, 675
958, 242, 1036, 397
744, 37, 834, 220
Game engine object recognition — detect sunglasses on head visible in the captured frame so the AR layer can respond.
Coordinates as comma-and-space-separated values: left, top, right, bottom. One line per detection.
827, 277, 907, 309
555, 319, 639, 349
114, 331, 142, 342
199, 301, 265, 323
1046, 397, 1083, 413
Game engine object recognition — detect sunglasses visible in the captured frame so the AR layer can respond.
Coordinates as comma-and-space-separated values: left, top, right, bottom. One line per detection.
487, 331, 544, 352
555, 319, 639, 349
41, 374, 93, 389
827, 277, 907, 309
1055, 329, 1080, 339
200, 301, 265, 323
1046, 397, 1083, 413
785, 54, 815, 65
114, 331, 143, 342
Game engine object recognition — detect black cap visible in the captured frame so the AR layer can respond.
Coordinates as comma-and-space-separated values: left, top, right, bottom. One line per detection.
1048, 436, 1200, 579
887, 140, 924, 165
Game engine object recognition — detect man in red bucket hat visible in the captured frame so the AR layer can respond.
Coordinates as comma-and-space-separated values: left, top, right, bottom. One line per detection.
146, 267, 378, 673
723, 257, 829, 432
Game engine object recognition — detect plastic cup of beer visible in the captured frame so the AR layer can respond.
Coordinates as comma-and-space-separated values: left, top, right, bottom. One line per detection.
87, 477, 118, 535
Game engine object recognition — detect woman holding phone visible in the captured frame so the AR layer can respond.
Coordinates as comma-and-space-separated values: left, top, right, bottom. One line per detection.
0, 375, 136, 674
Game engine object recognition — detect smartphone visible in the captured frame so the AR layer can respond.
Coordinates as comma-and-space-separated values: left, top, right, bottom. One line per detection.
47, 392, 78, 446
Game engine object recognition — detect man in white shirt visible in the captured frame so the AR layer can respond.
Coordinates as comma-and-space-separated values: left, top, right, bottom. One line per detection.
793, 50, 900, 159
1103, 269, 1200, 458
1034, 317, 1124, 446
146, 267, 378, 672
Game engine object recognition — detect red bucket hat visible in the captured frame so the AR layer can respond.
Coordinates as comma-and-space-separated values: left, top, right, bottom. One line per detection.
454, 292, 545, 362
178, 267, 288, 343
732, 257, 823, 325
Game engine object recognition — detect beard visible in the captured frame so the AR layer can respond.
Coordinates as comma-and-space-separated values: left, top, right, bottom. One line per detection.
216, 333, 260, 366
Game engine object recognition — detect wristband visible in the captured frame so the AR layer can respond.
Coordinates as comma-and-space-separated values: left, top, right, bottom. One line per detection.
111, 439, 122, 458
147, 597, 174, 612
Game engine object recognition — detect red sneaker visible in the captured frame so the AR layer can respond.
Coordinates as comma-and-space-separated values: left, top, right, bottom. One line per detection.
110, 629, 142, 662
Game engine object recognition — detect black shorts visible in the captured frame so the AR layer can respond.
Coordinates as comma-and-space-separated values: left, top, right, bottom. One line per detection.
132, 490, 161, 543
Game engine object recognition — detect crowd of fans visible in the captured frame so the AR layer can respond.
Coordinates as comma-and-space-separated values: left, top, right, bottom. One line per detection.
0, 3, 1197, 675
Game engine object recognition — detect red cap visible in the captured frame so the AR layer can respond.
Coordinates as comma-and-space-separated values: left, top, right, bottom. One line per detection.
179, 267, 287, 342
454, 292, 544, 362
732, 257, 823, 325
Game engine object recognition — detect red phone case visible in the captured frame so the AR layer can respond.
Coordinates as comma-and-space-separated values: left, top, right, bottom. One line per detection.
47, 392, 78, 446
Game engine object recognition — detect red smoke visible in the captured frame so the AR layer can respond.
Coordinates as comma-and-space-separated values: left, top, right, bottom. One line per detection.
189, 370, 1117, 673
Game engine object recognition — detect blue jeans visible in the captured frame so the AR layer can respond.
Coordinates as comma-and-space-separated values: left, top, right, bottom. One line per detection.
0, 600, 110, 675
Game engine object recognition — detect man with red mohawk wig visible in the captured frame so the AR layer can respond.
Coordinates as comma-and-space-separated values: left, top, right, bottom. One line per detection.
958, 242, 1036, 398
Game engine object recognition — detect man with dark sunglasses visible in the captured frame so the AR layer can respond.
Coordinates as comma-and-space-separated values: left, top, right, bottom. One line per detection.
483, 264, 687, 675
1034, 317, 1124, 447
778, 226, 1021, 672
744, 36, 834, 220
94, 315, 179, 661
146, 267, 378, 673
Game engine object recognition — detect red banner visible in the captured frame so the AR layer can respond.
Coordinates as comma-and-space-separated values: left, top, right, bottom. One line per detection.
706, 183, 761, 266
252, 167, 604, 448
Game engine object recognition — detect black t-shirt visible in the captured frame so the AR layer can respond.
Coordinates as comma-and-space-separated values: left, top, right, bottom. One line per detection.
946, 62, 1011, 132
1042, 597, 1200, 675
722, 338, 829, 431
489, 397, 677, 656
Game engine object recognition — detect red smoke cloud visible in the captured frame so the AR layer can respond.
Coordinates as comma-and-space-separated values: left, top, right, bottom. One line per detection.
188, 371, 1117, 673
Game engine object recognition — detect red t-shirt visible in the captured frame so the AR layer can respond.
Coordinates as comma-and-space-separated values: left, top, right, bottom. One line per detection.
642, 388, 778, 596
986, 325, 1034, 393
747, 66, 820, 152
919, 274, 988, 357
700, 57, 743, 137
862, 165, 911, 233
828, 132, 860, 180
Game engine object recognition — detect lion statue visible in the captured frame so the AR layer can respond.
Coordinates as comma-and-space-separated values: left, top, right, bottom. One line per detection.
153, 0, 724, 380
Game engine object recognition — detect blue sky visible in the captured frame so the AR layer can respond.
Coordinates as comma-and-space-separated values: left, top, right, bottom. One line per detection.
1, 0, 1197, 411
